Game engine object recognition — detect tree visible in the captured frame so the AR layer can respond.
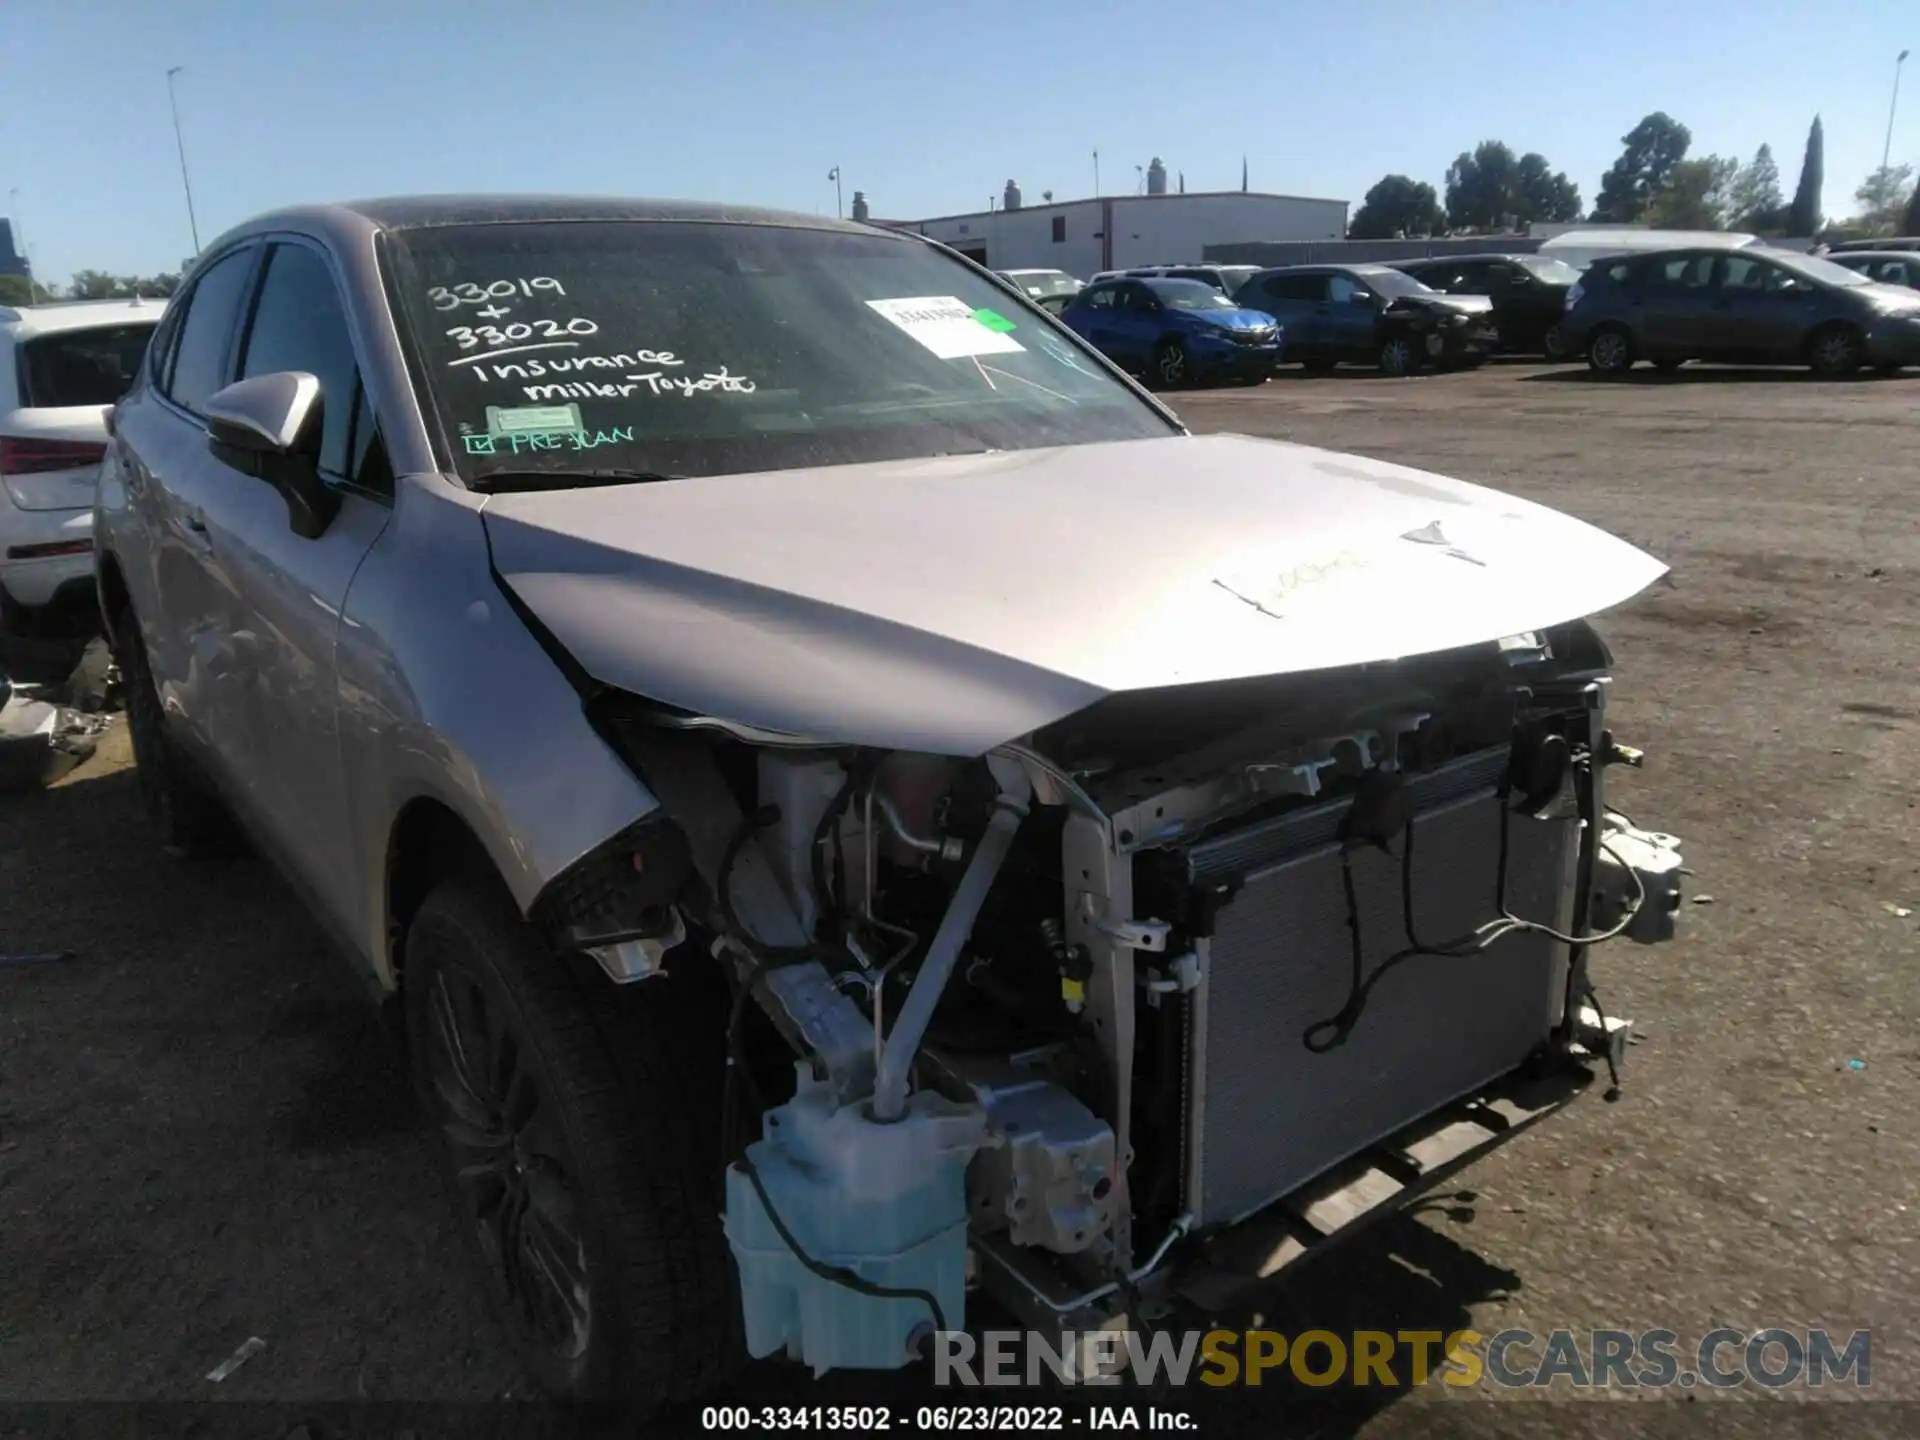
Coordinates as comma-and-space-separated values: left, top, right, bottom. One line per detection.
1727, 144, 1785, 230
1445, 141, 1520, 229
1906, 175, 1920, 236
1786, 115, 1823, 236
67, 269, 179, 299
1515, 152, 1582, 223
1853, 164, 1915, 234
0, 275, 56, 306
1592, 112, 1692, 222
1643, 155, 1740, 230
1349, 174, 1444, 239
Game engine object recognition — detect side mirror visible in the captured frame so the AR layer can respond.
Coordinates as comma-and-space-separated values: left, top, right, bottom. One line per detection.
205, 371, 339, 540
1351, 290, 1375, 306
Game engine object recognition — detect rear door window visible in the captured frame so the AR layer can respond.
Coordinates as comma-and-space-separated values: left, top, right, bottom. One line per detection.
1261, 272, 1329, 302
166, 247, 259, 413
19, 324, 158, 407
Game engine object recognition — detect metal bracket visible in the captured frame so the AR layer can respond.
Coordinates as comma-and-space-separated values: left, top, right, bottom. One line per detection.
1078, 894, 1170, 952
1143, 951, 1203, 1007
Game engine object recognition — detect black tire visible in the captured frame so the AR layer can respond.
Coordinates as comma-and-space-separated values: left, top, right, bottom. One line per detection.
1875, 361, 1904, 376
113, 606, 235, 859
1377, 335, 1419, 377
1807, 323, 1864, 377
405, 877, 737, 1408
1300, 356, 1337, 374
1150, 338, 1188, 389
1586, 325, 1635, 376
1542, 325, 1569, 361
1652, 357, 1685, 373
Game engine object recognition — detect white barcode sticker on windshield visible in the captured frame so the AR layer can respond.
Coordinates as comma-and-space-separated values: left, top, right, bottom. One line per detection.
866, 296, 1026, 359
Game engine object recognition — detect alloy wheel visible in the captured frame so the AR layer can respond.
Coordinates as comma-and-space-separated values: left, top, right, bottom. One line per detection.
1156, 344, 1187, 386
424, 966, 593, 1360
1589, 330, 1631, 373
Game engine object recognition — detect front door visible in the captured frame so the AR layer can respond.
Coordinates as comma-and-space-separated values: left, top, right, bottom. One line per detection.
1323, 273, 1381, 358
192, 237, 394, 937
115, 241, 264, 782
1713, 254, 1823, 360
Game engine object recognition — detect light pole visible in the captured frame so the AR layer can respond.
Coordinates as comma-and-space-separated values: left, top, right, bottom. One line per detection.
1885, 49, 1910, 174
827, 166, 842, 219
166, 66, 201, 253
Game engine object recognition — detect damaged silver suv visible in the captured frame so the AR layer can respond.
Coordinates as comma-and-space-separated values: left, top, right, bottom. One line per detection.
96, 196, 1687, 1407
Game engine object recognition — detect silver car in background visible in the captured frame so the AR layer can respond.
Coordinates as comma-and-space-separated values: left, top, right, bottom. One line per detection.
96, 196, 1686, 1410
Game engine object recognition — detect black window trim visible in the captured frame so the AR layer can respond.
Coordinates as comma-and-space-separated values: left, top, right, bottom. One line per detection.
152, 240, 265, 421
232, 230, 395, 507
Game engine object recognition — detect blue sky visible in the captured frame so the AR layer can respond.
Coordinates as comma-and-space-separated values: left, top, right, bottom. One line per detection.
6, 0, 1915, 284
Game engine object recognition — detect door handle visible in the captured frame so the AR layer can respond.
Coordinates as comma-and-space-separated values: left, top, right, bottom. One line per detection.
181, 512, 213, 550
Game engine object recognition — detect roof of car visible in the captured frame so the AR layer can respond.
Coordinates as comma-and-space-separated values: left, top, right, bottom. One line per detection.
1828, 250, 1915, 261
338, 194, 871, 233
0, 296, 169, 337
1392, 252, 1538, 267
195, 196, 884, 262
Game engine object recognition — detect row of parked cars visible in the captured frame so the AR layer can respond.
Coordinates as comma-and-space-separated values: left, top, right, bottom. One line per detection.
999, 235, 1920, 387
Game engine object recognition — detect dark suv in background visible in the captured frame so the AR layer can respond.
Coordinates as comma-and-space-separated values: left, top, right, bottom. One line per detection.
1233, 264, 1496, 375
1390, 253, 1583, 358
1562, 247, 1920, 377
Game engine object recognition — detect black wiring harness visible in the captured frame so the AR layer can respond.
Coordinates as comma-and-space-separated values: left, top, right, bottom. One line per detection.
1303, 761, 1640, 1101
716, 802, 951, 1338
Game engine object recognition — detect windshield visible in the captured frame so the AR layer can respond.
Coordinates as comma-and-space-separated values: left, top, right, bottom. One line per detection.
1143, 278, 1237, 310
1214, 266, 1261, 288
1515, 256, 1584, 285
1357, 268, 1435, 299
1005, 270, 1082, 299
384, 221, 1174, 487
1770, 250, 1874, 288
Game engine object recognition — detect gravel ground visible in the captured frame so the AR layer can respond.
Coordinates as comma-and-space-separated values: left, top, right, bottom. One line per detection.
0, 361, 1913, 1437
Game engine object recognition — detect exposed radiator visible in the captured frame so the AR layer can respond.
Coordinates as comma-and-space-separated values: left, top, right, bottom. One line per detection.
1179, 747, 1578, 1229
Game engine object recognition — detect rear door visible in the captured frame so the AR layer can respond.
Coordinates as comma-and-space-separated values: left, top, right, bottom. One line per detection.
200, 235, 395, 935
109, 241, 262, 775
1639, 253, 1719, 354
1245, 272, 1328, 352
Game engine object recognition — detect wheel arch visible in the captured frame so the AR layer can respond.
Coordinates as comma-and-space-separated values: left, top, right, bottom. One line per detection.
384, 793, 513, 994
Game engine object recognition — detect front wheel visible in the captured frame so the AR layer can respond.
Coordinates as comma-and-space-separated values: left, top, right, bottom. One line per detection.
1808, 324, 1864, 377
406, 878, 737, 1407
1377, 335, 1419, 377
1150, 338, 1189, 389
1542, 325, 1568, 360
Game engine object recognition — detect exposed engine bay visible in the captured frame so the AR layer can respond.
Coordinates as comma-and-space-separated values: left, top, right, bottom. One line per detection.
558, 618, 1686, 1375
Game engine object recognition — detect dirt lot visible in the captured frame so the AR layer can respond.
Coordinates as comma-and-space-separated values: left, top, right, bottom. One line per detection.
1, 361, 1915, 1436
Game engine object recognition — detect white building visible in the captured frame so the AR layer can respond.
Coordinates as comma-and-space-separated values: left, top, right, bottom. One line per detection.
884, 190, 1349, 279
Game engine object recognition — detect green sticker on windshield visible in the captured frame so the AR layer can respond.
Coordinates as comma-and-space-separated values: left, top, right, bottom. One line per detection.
486, 403, 583, 437
971, 307, 1018, 333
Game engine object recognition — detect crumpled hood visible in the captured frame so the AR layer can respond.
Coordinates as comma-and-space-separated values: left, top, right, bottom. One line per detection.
1394, 292, 1495, 317
482, 433, 1667, 755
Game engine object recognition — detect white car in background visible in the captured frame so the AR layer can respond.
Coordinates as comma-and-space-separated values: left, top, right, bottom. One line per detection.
0, 298, 166, 635
995, 267, 1083, 314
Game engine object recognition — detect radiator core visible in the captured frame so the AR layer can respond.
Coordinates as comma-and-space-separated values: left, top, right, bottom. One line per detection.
1179, 748, 1578, 1228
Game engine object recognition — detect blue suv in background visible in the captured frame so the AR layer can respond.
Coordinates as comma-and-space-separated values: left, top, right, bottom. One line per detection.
1057, 276, 1281, 388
